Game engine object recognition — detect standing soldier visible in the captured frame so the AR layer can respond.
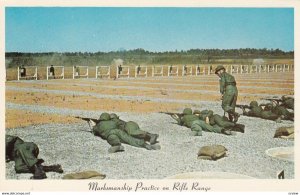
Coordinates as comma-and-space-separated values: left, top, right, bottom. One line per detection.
183, 65, 187, 75
20, 65, 26, 77
169, 65, 173, 74
118, 64, 123, 75
137, 65, 141, 75
215, 65, 239, 122
197, 65, 200, 74
49, 65, 55, 77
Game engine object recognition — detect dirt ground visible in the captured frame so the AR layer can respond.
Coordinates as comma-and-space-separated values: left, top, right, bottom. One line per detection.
6, 71, 294, 128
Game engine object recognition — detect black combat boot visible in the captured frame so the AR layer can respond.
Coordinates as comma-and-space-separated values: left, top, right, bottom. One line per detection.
232, 124, 245, 133
43, 164, 64, 173
145, 143, 161, 150
148, 133, 159, 145
233, 112, 240, 123
221, 129, 233, 136
108, 145, 125, 153
31, 164, 47, 179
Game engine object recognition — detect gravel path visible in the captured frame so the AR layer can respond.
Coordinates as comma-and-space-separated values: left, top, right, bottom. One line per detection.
6, 103, 294, 179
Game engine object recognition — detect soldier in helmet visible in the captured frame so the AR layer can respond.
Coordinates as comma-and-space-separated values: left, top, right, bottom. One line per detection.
91, 113, 160, 153
109, 113, 159, 145
240, 101, 283, 122
264, 102, 294, 121
6, 135, 63, 179
281, 96, 294, 110
49, 65, 55, 77
171, 108, 234, 136
215, 65, 240, 123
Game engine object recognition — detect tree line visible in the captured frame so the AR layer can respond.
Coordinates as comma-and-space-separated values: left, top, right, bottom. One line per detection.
5, 48, 294, 68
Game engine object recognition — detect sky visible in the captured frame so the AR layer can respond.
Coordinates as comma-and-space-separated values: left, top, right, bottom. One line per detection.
5, 7, 294, 52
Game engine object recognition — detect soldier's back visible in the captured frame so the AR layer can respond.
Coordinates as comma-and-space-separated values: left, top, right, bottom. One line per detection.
182, 115, 199, 128
93, 121, 118, 138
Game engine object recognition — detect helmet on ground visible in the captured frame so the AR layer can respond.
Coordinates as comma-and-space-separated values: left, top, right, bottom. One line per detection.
215, 65, 225, 74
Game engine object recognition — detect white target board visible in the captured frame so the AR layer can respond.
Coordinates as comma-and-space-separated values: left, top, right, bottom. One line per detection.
18, 66, 38, 80
259, 65, 267, 73
168, 66, 178, 76
267, 64, 275, 72
47, 66, 64, 80
250, 65, 258, 73
135, 66, 147, 77
240, 65, 249, 74
152, 66, 164, 77
96, 66, 110, 78
73, 66, 89, 79
230, 65, 239, 74
283, 64, 290, 72
182, 65, 193, 76
195, 65, 205, 75
275, 64, 284, 72
117, 66, 130, 78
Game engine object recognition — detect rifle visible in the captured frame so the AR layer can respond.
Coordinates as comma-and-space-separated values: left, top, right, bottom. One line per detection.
75, 116, 100, 130
159, 112, 184, 118
262, 98, 283, 105
236, 104, 251, 109
75, 116, 100, 123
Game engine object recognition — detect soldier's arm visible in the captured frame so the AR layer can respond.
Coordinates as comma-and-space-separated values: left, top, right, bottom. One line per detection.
219, 77, 225, 94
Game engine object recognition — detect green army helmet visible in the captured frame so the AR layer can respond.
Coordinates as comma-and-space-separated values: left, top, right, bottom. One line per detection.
99, 113, 111, 121
110, 113, 119, 119
193, 109, 201, 115
215, 65, 225, 74
183, 108, 193, 115
207, 110, 214, 118
250, 101, 258, 108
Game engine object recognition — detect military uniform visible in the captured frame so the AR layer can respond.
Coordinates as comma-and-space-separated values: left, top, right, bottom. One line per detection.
281, 96, 294, 110
174, 108, 228, 136
92, 113, 159, 153
110, 113, 159, 144
6, 135, 63, 179
270, 105, 294, 121
215, 65, 239, 122
243, 101, 281, 121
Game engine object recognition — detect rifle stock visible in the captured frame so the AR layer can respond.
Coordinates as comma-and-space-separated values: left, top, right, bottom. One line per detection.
159, 112, 184, 118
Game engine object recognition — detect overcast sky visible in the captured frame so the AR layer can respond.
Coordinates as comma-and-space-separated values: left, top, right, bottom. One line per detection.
5, 7, 294, 52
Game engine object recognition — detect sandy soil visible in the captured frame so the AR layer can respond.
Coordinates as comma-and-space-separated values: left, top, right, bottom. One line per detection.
6, 109, 80, 128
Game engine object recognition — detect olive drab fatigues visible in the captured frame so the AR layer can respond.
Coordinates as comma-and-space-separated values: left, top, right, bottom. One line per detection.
6, 135, 39, 173
209, 114, 235, 129
244, 102, 279, 121
111, 118, 153, 141
272, 105, 294, 121
179, 114, 222, 136
219, 72, 238, 114
92, 120, 147, 148
282, 98, 294, 110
